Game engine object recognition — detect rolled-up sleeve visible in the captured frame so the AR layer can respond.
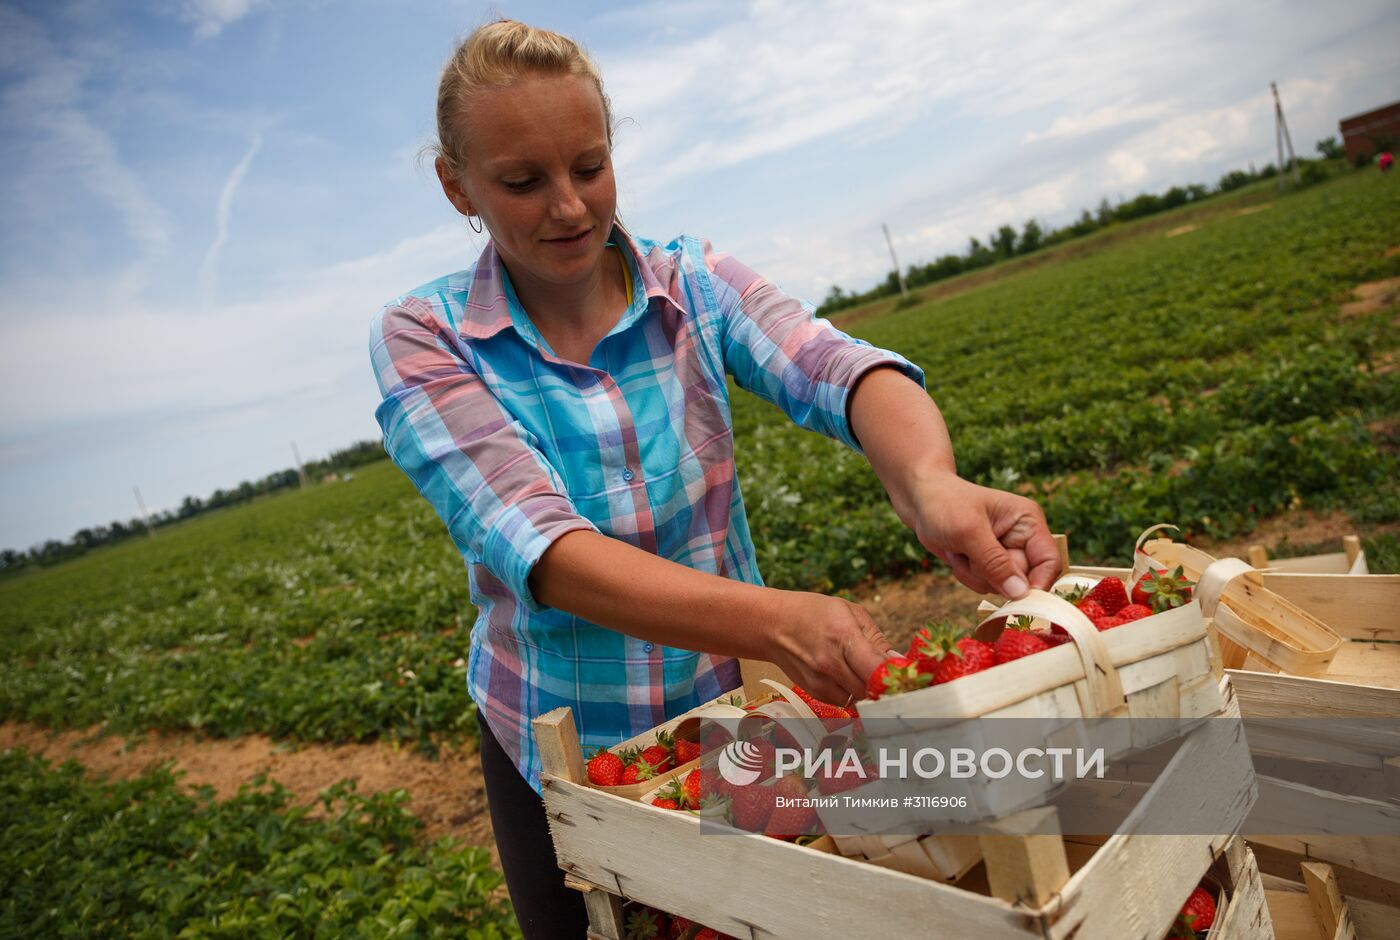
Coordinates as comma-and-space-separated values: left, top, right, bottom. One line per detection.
369, 300, 598, 610
702, 243, 926, 453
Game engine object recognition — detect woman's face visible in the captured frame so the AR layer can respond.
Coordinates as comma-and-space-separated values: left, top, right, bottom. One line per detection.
438, 74, 616, 295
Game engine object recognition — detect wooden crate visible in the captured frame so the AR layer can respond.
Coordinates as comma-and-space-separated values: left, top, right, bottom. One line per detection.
1057, 536, 1400, 914
1249, 535, 1369, 576
533, 677, 1265, 940
1262, 861, 1373, 940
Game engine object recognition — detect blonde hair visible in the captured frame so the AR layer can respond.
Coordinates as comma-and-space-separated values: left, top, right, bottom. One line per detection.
432, 19, 612, 180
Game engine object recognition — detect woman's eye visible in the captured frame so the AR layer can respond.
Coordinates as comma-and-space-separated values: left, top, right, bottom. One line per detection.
576, 164, 605, 178
503, 179, 536, 192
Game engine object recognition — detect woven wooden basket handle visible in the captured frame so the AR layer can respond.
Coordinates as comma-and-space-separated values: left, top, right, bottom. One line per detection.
977, 589, 1127, 717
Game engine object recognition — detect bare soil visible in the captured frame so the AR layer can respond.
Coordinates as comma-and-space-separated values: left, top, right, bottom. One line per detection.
1339, 276, 1400, 318
0, 722, 497, 862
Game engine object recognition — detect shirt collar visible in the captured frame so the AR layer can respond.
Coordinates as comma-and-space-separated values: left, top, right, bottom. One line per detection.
457, 224, 684, 345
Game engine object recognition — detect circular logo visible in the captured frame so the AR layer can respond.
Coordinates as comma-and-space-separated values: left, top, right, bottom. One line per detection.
718, 740, 765, 787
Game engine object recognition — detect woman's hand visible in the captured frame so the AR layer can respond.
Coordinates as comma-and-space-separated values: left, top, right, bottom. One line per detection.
764, 590, 897, 705
903, 469, 1059, 598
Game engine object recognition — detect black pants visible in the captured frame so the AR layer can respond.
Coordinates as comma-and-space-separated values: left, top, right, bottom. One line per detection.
477, 711, 589, 939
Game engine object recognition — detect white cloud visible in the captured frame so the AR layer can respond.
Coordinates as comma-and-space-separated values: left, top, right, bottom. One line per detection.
0, 223, 474, 438
181, 0, 265, 40
1024, 101, 1178, 144
199, 131, 263, 307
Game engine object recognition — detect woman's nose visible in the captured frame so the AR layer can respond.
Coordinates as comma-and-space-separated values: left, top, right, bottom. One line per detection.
549, 180, 587, 222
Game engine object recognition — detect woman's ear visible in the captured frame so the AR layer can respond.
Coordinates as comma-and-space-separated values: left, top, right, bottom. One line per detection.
435, 156, 475, 219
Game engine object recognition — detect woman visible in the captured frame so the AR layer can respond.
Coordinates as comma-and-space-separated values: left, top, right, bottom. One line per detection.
370, 20, 1057, 937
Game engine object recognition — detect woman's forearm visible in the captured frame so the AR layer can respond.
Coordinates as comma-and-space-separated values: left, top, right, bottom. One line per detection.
528, 529, 778, 659
848, 366, 959, 527
527, 528, 894, 703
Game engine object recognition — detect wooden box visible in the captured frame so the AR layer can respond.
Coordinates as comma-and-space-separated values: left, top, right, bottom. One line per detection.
534, 678, 1265, 940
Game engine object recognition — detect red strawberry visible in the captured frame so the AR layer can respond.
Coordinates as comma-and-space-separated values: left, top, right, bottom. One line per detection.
640, 745, 672, 773
1076, 599, 1107, 621
1169, 885, 1217, 936
639, 730, 674, 773
791, 685, 853, 728
765, 776, 817, 840
692, 929, 733, 940
1094, 615, 1131, 631
667, 916, 693, 939
1083, 577, 1130, 615
1043, 632, 1074, 647
917, 623, 995, 683
994, 624, 1051, 663
729, 782, 775, 832
586, 747, 624, 787
673, 736, 702, 765
621, 750, 660, 785
1133, 565, 1196, 613
652, 779, 690, 810
865, 654, 933, 700
1119, 603, 1152, 622
682, 766, 720, 808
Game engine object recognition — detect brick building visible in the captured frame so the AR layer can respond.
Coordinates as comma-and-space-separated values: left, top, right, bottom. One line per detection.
1339, 100, 1400, 162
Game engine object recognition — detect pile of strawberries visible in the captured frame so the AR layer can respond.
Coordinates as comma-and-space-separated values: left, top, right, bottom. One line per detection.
586, 728, 705, 788
642, 685, 861, 841
1061, 565, 1196, 631
864, 566, 1196, 701
623, 902, 735, 939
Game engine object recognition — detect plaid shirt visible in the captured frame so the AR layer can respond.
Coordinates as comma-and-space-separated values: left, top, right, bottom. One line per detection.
369, 229, 923, 791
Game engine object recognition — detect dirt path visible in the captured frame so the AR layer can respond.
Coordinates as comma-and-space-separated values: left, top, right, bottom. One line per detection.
0, 722, 497, 863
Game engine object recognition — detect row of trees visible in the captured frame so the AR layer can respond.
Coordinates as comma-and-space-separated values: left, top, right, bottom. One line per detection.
1, 440, 388, 575
817, 140, 1350, 316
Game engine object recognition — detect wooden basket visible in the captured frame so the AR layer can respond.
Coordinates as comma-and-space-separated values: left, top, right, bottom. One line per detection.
534, 677, 1264, 940
1248, 535, 1369, 575
1138, 533, 1344, 677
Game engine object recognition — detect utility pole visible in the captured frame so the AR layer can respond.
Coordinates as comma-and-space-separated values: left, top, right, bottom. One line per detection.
881, 223, 909, 300
132, 485, 155, 537
1271, 81, 1301, 190
291, 442, 308, 488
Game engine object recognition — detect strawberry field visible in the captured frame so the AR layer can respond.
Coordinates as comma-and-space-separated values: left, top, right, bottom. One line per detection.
2, 168, 1399, 936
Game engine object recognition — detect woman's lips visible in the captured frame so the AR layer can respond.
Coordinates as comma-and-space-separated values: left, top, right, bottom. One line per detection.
543, 228, 592, 248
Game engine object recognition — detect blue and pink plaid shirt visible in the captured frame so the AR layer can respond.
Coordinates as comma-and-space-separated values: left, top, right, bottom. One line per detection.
369, 228, 923, 790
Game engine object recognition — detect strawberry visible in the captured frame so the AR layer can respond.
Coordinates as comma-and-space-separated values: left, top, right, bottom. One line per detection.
917, 623, 995, 683
620, 749, 660, 785
586, 747, 624, 787
682, 766, 720, 808
625, 905, 668, 939
729, 782, 775, 832
791, 685, 853, 728
692, 929, 734, 940
1169, 885, 1216, 937
673, 735, 702, 765
667, 916, 693, 939
650, 779, 686, 811
865, 654, 933, 700
1093, 615, 1131, 631
994, 623, 1051, 663
1083, 577, 1130, 615
765, 776, 817, 840
639, 730, 674, 773
1133, 565, 1195, 613
1076, 599, 1106, 621
1119, 603, 1152, 622
1043, 632, 1074, 647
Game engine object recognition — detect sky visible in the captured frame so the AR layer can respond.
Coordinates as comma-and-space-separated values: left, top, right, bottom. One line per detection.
1, 0, 1398, 552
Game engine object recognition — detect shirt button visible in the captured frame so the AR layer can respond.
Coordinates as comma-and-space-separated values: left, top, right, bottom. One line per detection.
643, 643, 654, 653
622, 468, 634, 482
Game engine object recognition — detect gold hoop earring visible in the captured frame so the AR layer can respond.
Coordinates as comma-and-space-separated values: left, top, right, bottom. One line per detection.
468, 214, 483, 234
